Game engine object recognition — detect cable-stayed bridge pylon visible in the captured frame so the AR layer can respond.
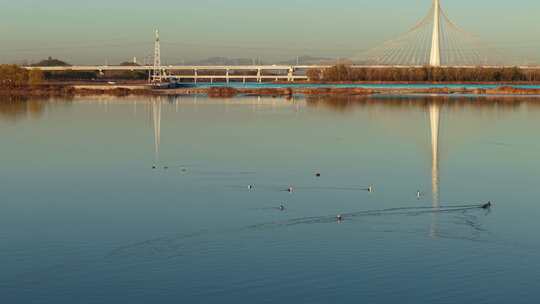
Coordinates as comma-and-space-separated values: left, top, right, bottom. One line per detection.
353, 0, 504, 67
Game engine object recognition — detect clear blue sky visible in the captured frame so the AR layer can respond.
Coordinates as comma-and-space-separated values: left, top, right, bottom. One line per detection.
1, 0, 539, 64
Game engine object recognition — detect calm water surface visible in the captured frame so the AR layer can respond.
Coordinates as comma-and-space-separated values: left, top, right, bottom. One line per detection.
1, 95, 540, 303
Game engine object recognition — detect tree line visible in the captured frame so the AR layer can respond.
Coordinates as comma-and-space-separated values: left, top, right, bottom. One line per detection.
307, 65, 540, 82
0, 65, 44, 88
0, 64, 147, 86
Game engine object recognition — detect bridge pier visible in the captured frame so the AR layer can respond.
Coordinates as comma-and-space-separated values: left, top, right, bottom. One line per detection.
194, 69, 198, 84
226, 69, 230, 84
257, 69, 262, 83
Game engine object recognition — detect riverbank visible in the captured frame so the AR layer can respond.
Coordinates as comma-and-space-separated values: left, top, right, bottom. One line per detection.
2, 82, 540, 99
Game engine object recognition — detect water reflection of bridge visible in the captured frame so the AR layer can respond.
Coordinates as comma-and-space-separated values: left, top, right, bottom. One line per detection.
429, 102, 441, 238
429, 103, 440, 208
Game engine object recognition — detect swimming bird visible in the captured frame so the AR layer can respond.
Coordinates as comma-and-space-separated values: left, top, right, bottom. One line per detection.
163, 166, 169, 170
481, 201, 492, 209
416, 190, 423, 199
279, 205, 285, 211
315, 172, 321, 177
368, 185, 374, 193
152, 165, 157, 169
248, 185, 254, 190
337, 214, 343, 222
287, 186, 294, 193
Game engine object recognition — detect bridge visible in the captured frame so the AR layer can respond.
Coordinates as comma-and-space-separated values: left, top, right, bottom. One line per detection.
24, 0, 537, 83
26, 65, 319, 83
26, 64, 540, 83
355, 0, 512, 66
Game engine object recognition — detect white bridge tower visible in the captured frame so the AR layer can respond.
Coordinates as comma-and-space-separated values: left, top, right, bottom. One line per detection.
429, 0, 441, 67
357, 0, 499, 66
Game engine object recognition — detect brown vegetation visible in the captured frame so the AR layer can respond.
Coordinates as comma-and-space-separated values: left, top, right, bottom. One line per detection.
28, 69, 45, 86
298, 87, 373, 96
0, 84, 75, 98
207, 87, 239, 98
243, 88, 293, 97
481, 86, 540, 95
308, 64, 540, 83
73, 87, 155, 97
0, 65, 30, 88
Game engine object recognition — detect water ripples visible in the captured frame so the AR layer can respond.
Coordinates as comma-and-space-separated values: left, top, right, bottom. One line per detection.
107, 203, 491, 260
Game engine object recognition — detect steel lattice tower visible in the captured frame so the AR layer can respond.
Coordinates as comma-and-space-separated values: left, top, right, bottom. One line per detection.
152, 29, 164, 82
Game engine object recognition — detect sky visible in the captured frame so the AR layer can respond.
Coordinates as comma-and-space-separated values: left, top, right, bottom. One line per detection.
1, 0, 539, 65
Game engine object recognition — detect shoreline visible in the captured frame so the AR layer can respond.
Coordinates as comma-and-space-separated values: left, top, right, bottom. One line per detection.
2, 82, 540, 99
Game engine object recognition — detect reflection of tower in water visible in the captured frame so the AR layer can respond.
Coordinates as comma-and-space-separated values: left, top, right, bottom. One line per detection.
429, 102, 441, 238
152, 100, 162, 164
429, 103, 440, 207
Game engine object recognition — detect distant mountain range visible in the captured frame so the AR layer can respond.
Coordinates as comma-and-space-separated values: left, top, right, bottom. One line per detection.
31, 57, 71, 67
277, 56, 335, 65
180, 56, 336, 66
181, 57, 254, 66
